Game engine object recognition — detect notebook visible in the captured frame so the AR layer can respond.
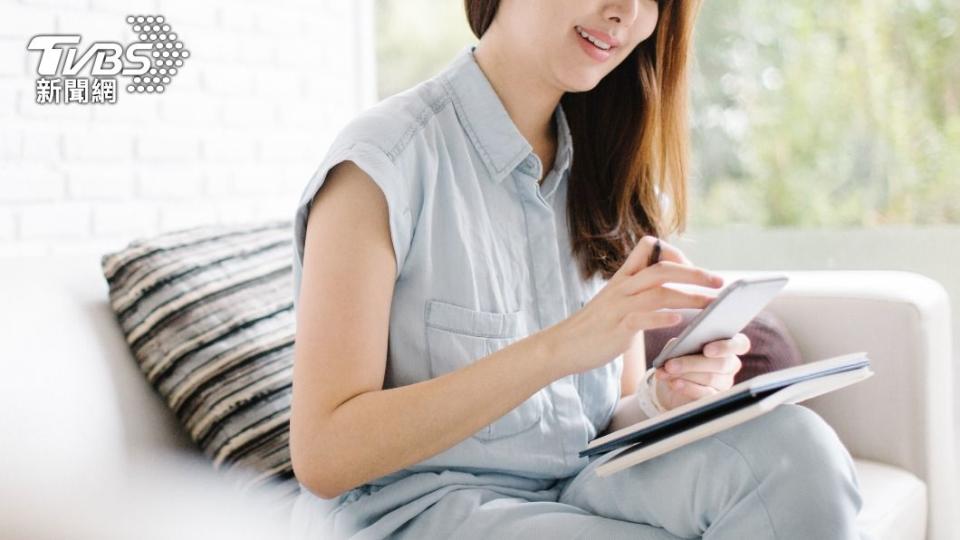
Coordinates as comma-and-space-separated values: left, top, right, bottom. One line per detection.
580, 352, 874, 477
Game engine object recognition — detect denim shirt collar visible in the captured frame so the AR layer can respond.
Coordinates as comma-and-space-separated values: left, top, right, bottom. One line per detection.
441, 45, 574, 187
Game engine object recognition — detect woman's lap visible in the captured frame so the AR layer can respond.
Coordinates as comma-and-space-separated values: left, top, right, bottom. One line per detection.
294, 404, 866, 540
392, 488, 684, 540
555, 403, 864, 539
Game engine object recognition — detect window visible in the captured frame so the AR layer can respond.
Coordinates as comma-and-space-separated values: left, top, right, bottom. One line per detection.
375, 0, 474, 99
375, 0, 960, 227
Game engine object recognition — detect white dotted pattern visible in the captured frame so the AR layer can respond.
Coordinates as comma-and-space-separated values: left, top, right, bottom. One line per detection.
124, 14, 189, 94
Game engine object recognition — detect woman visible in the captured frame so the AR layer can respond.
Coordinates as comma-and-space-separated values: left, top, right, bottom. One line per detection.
288, 0, 866, 538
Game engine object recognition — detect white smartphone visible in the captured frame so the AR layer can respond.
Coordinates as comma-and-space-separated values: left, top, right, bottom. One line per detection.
649, 275, 790, 369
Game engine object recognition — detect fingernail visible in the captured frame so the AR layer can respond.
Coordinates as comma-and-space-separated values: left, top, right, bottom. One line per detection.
673, 380, 684, 389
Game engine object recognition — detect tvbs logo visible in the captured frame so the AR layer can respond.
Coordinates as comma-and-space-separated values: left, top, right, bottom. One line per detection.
27, 35, 153, 77
26, 15, 189, 105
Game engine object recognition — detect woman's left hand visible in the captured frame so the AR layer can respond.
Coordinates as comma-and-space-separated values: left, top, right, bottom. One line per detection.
653, 333, 750, 411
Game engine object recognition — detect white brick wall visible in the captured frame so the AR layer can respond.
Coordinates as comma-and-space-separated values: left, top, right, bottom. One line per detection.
0, 0, 376, 257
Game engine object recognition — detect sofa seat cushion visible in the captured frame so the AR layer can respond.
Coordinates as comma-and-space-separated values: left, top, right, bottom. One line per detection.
854, 458, 927, 540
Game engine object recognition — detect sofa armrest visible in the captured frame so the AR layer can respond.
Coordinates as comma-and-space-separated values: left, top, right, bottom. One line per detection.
714, 270, 957, 540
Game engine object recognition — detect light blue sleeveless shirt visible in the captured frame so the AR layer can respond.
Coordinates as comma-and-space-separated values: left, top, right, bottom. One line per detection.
292, 45, 623, 491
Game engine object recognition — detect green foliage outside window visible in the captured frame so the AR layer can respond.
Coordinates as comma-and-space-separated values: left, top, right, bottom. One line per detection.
376, 0, 960, 227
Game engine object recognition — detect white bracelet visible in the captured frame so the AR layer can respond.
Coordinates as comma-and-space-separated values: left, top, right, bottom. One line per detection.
646, 366, 668, 413
634, 367, 666, 418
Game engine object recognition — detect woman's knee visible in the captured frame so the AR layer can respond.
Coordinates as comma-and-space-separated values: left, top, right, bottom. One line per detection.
760, 404, 851, 462
718, 404, 861, 500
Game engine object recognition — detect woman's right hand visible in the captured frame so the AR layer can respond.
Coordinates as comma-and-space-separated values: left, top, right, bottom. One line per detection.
550, 236, 725, 377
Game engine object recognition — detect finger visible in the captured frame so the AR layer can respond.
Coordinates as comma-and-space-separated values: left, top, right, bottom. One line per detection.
662, 371, 734, 390
624, 286, 717, 316
704, 333, 751, 357
662, 354, 741, 376
611, 236, 663, 283
621, 309, 685, 333
652, 237, 695, 267
621, 260, 724, 296
612, 236, 697, 284
669, 378, 719, 400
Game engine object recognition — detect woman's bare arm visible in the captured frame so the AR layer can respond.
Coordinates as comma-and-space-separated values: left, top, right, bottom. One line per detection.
289, 161, 567, 499
620, 330, 646, 397
602, 330, 653, 435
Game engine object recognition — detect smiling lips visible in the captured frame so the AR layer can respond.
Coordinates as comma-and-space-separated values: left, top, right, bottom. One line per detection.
574, 25, 619, 62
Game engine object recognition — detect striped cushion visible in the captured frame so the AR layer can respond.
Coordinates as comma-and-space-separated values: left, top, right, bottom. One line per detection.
99, 219, 301, 509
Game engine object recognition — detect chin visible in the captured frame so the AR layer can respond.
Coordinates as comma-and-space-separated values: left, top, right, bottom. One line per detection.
559, 72, 605, 94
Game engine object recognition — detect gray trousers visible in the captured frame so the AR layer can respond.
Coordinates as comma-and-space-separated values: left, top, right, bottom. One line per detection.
290, 404, 870, 539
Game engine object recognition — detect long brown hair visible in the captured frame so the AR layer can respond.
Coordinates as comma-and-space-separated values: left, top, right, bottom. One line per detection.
464, 0, 702, 280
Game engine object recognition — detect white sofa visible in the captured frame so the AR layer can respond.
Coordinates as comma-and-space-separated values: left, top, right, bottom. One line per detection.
1, 253, 956, 539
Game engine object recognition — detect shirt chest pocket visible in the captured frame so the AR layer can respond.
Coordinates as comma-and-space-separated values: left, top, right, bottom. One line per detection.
424, 299, 545, 441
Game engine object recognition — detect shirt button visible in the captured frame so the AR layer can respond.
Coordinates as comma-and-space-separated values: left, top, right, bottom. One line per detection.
524, 156, 541, 177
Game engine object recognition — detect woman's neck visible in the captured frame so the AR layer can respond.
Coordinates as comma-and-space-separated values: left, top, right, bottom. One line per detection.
473, 35, 562, 177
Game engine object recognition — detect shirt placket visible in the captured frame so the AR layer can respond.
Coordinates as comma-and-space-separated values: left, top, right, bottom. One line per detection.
516, 155, 567, 329
514, 154, 591, 473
